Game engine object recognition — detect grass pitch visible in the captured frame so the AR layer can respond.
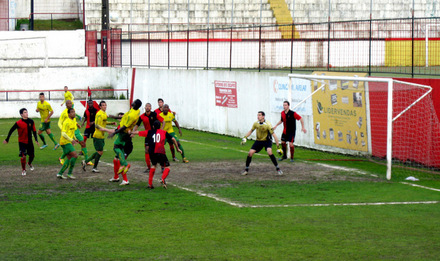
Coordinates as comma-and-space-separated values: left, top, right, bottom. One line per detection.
0, 118, 439, 260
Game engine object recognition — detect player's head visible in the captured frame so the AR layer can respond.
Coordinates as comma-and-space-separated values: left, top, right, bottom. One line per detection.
99, 100, 107, 111
39, 92, 45, 102
132, 99, 142, 110
153, 120, 161, 130
163, 104, 170, 114
64, 86, 68, 92
257, 111, 265, 122
145, 103, 151, 112
19, 108, 28, 119
87, 100, 94, 108
158, 98, 164, 108
66, 100, 73, 109
67, 108, 75, 118
283, 101, 290, 111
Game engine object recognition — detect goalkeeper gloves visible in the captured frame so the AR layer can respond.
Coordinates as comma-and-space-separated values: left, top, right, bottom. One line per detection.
240, 137, 247, 145
276, 144, 283, 156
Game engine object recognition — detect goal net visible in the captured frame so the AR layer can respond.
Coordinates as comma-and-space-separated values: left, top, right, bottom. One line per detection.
288, 73, 440, 180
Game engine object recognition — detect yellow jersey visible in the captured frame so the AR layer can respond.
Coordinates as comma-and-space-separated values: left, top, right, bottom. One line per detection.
60, 117, 77, 145
251, 121, 274, 141
58, 108, 68, 130
119, 108, 140, 132
36, 100, 53, 122
93, 110, 109, 139
158, 112, 175, 133
63, 91, 74, 104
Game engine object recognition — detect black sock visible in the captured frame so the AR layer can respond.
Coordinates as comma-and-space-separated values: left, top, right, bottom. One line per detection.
269, 154, 278, 168
246, 156, 252, 169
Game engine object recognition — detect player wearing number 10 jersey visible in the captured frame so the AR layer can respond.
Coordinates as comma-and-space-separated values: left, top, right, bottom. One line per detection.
131, 120, 181, 189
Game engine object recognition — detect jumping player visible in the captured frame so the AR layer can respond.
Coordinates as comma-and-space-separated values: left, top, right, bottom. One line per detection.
57, 107, 79, 179
109, 99, 142, 186
82, 101, 116, 173
133, 102, 158, 172
241, 111, 283, 176
131, 120, 181, 189
157, 104, 188, 163
273, 101, 307, 162
61, 86, 74, 107
36, 92, 60, 150
154, 98, 178, 161
4, 108, 39, 176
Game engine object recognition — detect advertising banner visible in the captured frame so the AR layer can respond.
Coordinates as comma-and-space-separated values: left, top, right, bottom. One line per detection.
269, 77, 312, 115
311, 72, 368, 152
215, 80, 238, 108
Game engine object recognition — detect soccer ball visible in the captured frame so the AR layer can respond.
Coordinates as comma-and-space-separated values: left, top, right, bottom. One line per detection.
110, 12, 119, 23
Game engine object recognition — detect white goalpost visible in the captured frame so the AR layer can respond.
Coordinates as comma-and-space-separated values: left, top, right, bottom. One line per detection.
288, 73, 435, 180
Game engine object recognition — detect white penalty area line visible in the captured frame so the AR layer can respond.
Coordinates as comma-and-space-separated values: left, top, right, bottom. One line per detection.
174, 183, 439, 208
179, 139, 267, 157
400, 182, 440, 192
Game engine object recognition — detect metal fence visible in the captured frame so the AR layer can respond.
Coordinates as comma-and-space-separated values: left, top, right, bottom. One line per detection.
100, 17, 440, 77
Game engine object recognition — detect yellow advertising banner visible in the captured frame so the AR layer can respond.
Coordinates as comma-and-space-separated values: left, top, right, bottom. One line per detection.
312, 72, 368, 152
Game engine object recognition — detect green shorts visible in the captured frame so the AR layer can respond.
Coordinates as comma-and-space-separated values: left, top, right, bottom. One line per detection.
61, 143, 75, 155
93, 138, 105, 151
167, 132, 179, 143
114, 132, 128, 147
75, 129, 84, 142
39, 122, 51, 131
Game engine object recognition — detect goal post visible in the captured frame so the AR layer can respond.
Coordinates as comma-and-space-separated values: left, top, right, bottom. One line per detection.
288, 73, 435, 180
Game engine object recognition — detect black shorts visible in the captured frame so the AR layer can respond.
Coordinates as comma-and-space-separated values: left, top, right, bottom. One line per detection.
123, 137, 133, 158
151, 153, 170, 167
84, 126, 96, 138
18, 142, 34, 157
251, 140, 273, 153
281, 133, 296, 143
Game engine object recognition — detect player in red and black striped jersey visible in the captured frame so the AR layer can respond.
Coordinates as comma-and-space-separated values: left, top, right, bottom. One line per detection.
3, 108, 39, 176
133, 103, 158, 172
273, 101, 307, 162
131, 120, 181, 189
81, 99, 99, 143
154, 98, 178, 161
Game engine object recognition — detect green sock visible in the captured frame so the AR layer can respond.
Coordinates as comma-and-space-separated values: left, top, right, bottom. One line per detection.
39, 134, 46, 145
48, 133, 57, 145
82, 147, 88, 160
58, 158, 70, 175
68, 157, 77, 175
179, 144, 185, 158
94, 154, 101, 168
85, 152, 97, 163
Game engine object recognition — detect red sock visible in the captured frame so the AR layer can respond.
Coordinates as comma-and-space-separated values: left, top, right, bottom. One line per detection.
83, 136, 88, 143
162, 167, 170, 181
113, 158, 120, 179
122, 173, 128, 182
290, 145, 295, 159
148, 168, 156, 186
20, 156, 26, 170
145, 153, 151, 169
170, 144, 175, 158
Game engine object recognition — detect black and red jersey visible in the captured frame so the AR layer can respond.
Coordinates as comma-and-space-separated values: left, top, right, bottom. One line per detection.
139, 129, 171, 155
281, 110, 301, 135
83, 106, 99, 128
136, 111, 158, 131
5, 118, 38, 144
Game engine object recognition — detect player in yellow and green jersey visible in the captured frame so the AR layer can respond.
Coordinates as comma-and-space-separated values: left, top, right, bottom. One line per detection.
157, 104, 189, 163
240, 111, 283, 176
58, 100, 88, 165
57, 108, 79, 179
36, 93, 60, 150
82, 101, 116, 173
109, 99, 142, 186
61, 86, 74, 107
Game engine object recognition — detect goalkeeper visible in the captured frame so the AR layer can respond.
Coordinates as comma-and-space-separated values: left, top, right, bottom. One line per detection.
240, 111, 283, 176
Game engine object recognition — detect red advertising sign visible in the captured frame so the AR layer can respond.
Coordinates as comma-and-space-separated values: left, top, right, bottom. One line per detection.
215, 80, 237, 108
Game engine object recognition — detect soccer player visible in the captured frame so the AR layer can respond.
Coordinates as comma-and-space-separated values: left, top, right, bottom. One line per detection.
154, 98, 178, 161
57, 107, 79, 179
241, 111, 283, 176
58, 100, 88, 164
109, 99, 142, 186
131, 120, 181, 189
4, 108, 39, 176
81, 100, 99, 144
61, 86, 74, 107
273, 101, 307, 162
157, 104, 189, 163
36, 92, 60, 150
82, 101, 116, 173
133, 102, 158, 172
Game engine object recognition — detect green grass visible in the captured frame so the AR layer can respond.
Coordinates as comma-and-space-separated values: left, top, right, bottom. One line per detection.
0, 118, 439, 260
15, 19, 83, 31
